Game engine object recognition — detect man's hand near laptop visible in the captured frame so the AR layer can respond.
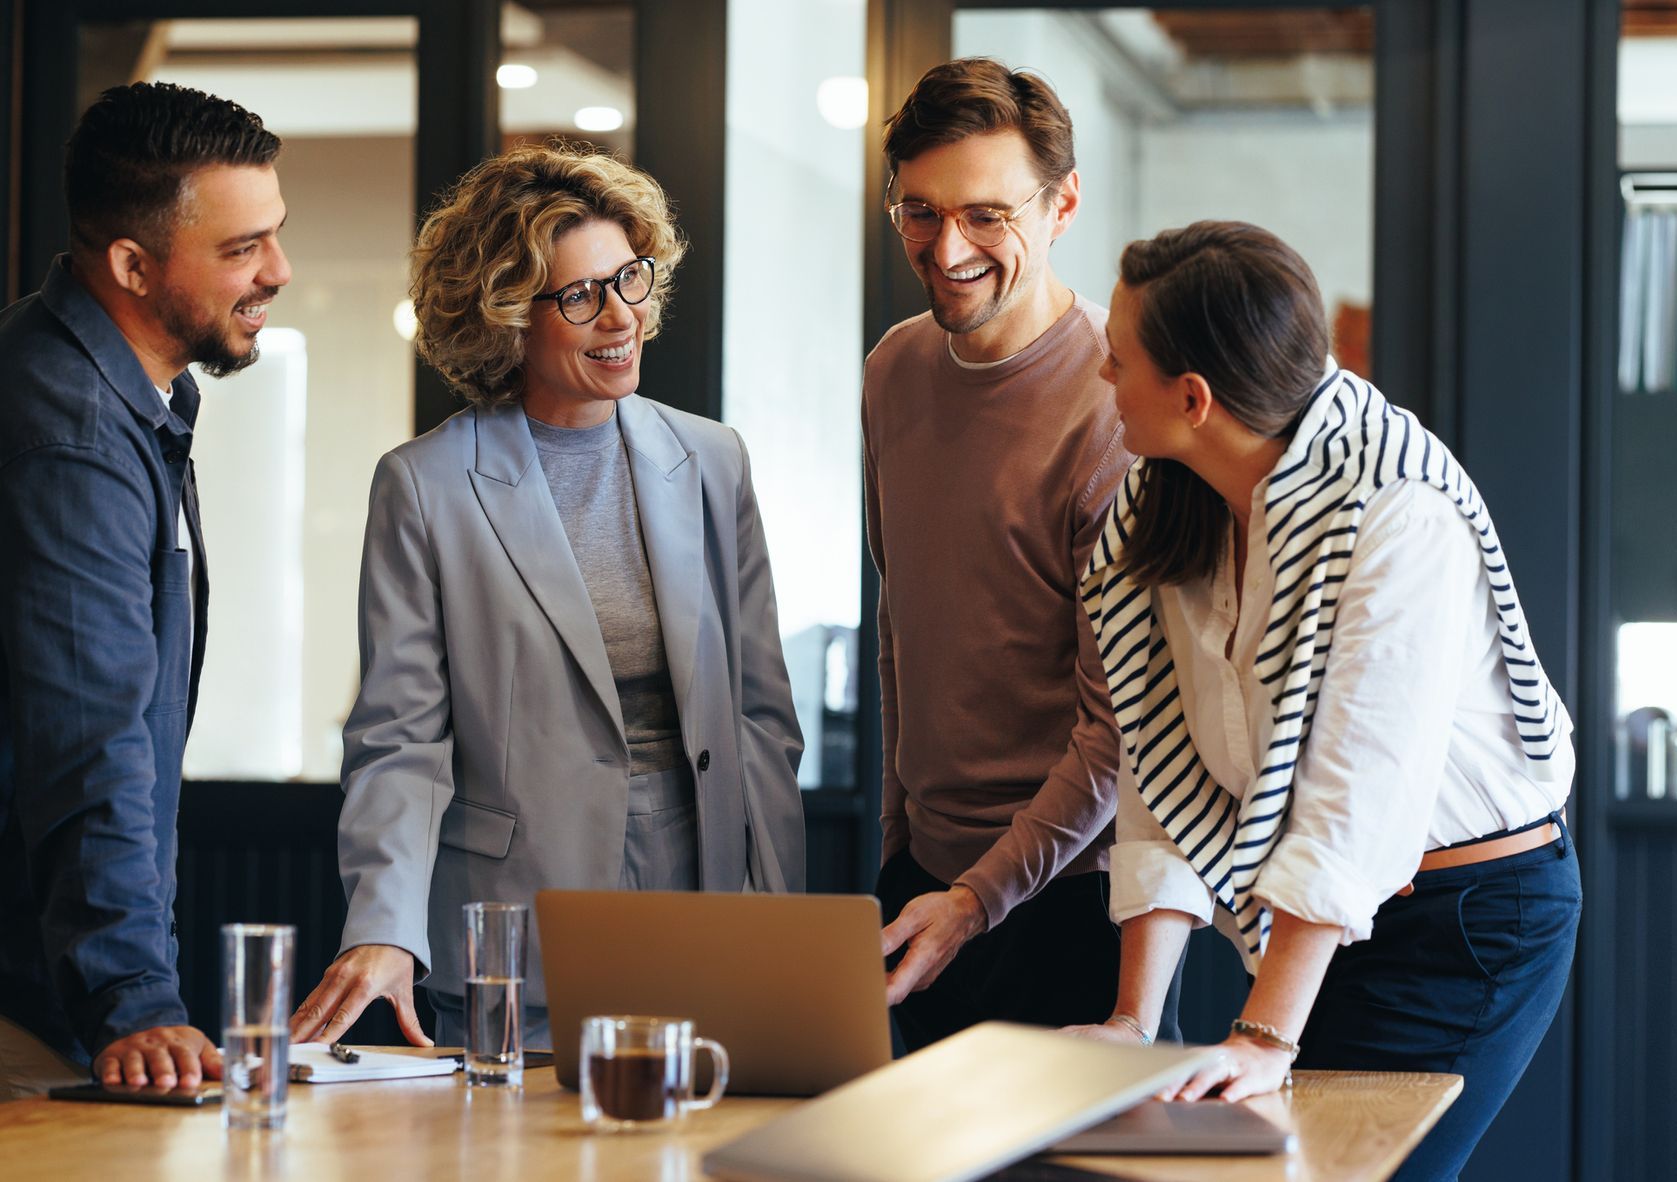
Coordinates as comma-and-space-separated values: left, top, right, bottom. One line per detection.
93, 1025, 222, 1089
879, 884, 988, 1005
289, 944, 432, 1047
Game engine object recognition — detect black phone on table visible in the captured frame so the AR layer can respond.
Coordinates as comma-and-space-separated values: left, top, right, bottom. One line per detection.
48, 1081, 221, 1107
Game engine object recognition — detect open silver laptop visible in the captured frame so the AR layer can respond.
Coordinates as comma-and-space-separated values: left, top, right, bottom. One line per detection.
536, 890, 892, 1096
702, 1021, 1219, 1182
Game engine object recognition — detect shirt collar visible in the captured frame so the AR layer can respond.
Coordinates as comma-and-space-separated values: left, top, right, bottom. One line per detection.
40, 253, 194, 435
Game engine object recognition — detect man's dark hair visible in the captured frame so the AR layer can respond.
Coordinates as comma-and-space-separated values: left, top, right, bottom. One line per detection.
883, 57, 1075, 189
64, 81, 281, 258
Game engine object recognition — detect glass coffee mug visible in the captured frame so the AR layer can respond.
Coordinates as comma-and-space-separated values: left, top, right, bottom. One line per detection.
580, 1015, 729, 1130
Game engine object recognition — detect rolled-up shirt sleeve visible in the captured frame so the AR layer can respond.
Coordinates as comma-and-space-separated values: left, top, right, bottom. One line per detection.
1109, 752, 1217, 927
1253, 483, 1479, 943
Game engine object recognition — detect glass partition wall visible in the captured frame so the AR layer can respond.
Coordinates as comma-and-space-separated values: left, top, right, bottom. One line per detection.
724, 0, 868, 791
1613, 15, 1677, 802
952, 8, 1374, 367
1589, 5, 1677, 1177
100, 18, 424, 783
82, 7, 636, 784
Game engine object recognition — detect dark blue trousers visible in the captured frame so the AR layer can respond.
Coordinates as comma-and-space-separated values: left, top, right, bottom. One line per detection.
1294, 820, 1580, 1182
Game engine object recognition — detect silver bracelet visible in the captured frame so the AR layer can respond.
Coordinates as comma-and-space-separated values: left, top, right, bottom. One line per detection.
1109, 1012, 1153, 1046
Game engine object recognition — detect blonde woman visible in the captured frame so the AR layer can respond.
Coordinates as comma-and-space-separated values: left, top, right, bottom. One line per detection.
290, 143, 805, 1049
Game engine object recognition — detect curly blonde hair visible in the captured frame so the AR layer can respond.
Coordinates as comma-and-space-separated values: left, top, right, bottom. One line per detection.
411, 140, 686, 407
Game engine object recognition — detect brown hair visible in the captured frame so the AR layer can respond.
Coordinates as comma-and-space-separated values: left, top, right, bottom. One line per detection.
410, 141, 686, 408
1119, 221, 1330, 587
883, 57, 1075, 191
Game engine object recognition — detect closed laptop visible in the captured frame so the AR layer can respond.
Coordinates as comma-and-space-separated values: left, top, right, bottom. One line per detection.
702, 1021, 1218, 1182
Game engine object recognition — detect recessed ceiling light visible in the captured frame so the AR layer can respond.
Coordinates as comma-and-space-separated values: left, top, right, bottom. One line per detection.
497, 63, 538, 89
574, 106, 625, 132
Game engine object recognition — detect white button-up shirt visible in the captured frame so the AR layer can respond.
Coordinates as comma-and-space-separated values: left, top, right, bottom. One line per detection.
1109, 479, 1573, 945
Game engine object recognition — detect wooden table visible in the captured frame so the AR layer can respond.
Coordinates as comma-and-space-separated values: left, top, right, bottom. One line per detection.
0, 1057, 1459, 1182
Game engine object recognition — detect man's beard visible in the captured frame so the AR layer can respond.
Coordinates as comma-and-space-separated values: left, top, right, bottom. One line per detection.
156, 284, 276, 378
918, 248, 1030, 338
924, 280, 1005, 336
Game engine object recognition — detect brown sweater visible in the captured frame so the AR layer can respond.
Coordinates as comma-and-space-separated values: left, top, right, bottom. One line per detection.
862, 296, 1131, 928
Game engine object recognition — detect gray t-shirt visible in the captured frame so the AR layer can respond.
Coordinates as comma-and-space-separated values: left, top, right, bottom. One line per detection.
527, 412, 683, 775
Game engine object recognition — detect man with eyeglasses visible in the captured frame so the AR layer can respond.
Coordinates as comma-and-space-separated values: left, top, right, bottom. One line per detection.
866, 58, 1179, 1052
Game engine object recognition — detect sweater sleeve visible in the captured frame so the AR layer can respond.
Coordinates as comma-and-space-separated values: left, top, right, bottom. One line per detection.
952, 430, 1132, 928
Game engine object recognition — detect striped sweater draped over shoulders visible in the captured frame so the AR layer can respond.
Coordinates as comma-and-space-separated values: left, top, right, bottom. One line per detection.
1079, 362, 1569, 970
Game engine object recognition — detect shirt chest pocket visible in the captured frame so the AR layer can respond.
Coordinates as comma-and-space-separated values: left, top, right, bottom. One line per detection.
148, 548, 192, 714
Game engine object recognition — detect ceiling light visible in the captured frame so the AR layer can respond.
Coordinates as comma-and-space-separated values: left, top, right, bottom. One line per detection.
574, 106, 625, 132
497, 64, 538, 90
816, 76, 869, 130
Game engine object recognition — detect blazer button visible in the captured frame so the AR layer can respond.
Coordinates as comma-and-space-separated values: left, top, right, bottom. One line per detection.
164, 450, 184, 465
697, 750, 710, 772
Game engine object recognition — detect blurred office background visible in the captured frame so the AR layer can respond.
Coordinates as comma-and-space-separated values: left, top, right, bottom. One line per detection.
1, 2, 1672, 1177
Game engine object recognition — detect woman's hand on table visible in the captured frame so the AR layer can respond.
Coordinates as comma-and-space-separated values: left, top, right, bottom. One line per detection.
1163, 1034, 1293, 1103
289, 944, 431, 1047
1060, 1016, 1151, 1046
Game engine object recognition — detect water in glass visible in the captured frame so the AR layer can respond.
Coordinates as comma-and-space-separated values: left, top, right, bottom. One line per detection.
223, 1024, 289, 1129
465, 974, 523, 1086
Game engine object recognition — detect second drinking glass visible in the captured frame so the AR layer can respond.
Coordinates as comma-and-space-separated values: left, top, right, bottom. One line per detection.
462, 901, 528, 1086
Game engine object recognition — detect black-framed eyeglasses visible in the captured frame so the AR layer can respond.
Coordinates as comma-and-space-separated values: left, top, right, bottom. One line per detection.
885, 179, 1053, 248
533, 256, 656, 325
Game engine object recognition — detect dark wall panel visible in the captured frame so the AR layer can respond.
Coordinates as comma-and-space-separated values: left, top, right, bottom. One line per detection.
1607, 815, 1677, 1180
1453, 2, 1586, 1180
175, 782, 427, 1046
633, 0, 727, 423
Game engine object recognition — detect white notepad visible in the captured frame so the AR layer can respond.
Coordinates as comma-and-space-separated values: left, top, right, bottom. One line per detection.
286, 1044, 458, 1083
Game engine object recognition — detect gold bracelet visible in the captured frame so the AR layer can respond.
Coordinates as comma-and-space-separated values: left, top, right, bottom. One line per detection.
1229, 1019, 1301, 1062
1109, 1013, 1153, 1046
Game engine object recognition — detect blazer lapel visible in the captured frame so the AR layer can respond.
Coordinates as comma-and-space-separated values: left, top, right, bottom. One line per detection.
616, 395, 703, 709
468, 404, 627, 745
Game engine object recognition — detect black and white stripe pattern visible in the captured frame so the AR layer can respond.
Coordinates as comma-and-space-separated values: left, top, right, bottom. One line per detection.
1080, 366, 1565, 970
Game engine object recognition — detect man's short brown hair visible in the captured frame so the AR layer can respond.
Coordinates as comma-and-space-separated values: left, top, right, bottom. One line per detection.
882, 57, 1075, 187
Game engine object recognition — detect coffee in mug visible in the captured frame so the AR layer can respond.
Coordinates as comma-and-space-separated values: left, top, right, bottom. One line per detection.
587, 1046, 679, 1122
579, 1015, 729, 1131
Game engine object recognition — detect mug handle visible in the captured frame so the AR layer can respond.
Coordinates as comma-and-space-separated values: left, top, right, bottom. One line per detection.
686, 1038, 729, 1112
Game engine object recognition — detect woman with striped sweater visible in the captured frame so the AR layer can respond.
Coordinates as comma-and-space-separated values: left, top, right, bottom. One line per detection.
1068, 221, 1578, 1181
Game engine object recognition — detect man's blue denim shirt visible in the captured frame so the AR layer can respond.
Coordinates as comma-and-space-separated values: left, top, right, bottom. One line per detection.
0, 257, 208, 1065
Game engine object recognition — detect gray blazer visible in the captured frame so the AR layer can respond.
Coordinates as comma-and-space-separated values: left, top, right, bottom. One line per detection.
336, 395, 805, 1006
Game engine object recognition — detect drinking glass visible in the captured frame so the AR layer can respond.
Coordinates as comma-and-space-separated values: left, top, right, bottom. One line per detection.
463, 902, 527, 1087
221, 923, 295, 1130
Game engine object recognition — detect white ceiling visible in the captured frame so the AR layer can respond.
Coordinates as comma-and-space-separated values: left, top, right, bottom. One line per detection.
150, 8, 631, 137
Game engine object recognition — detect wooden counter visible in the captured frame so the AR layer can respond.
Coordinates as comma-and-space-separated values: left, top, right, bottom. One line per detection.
0, 1056, 1459, 1182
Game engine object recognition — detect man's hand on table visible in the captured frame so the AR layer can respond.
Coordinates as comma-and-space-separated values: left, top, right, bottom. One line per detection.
94, 1025, 222, 1089
289, 944, 432, 1047
881, 884, 988, 1005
